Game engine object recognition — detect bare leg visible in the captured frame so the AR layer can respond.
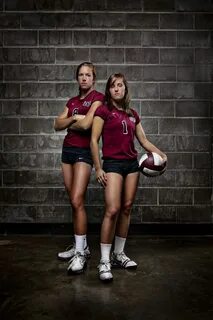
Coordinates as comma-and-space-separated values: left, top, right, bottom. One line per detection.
62, 162, 91, 234
101, 173, 123, 244
116, 172, 139, 238
111, 172, 139, 269
70, 162, 92, 235
61, 162, 73, 194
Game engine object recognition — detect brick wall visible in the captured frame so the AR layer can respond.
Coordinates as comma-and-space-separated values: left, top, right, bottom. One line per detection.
0, 0, 212, 226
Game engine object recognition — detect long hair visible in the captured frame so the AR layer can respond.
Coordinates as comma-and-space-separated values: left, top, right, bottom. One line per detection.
105, 73, 131, 113
75, 61, 96, 81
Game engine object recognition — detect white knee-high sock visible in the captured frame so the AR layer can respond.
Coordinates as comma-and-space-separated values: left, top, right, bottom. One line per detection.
114, 236, 126, 254
100, 243, 112, 262
75, 234, 86, 254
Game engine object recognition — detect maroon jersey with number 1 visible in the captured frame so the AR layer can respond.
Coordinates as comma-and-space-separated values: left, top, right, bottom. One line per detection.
63, 90, 105, 148
95, 105, 141, 160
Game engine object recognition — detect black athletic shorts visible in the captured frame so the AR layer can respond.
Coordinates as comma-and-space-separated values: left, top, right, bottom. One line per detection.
62, 146, 93, 166
103, 159, 139, 177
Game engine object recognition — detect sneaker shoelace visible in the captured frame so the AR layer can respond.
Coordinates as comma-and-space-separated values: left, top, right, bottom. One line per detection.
98, 261, 111, 273
117, 252, 130, 261
116, 252, 130, 263
65, 243, 75, 251
69, 252, 81, 263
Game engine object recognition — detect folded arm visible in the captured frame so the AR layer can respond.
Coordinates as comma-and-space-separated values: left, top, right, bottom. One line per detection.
54, 106, 81, 131
70, 100, 103, 131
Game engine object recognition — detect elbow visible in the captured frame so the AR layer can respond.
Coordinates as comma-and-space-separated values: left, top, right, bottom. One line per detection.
53, 121, 59, 131
82, 125, 90, 131
141, 137, 149, 148
80, 118, 93, 131
90, 139, 95, 150
53, 120, 58, 131
54, 120, 61, 131
90, 138, 98, 150
80, 123, 91, 131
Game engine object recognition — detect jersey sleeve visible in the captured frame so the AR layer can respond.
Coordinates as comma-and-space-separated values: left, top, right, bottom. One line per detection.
92, 91, 105, 104
66, 98, 73, 108
131, 108, 141, 125
94, 105, 108, 121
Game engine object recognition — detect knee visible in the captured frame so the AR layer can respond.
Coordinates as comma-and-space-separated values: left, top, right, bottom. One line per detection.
106, 206, 120, 220
70, 194, 84, 210
122, 200, 133, 216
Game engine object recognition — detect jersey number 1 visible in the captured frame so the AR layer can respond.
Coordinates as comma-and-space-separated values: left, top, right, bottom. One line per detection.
122, 120, 128, 135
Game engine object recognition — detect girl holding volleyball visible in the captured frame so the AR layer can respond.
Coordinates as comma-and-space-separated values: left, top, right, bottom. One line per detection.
90, 73, 167, 281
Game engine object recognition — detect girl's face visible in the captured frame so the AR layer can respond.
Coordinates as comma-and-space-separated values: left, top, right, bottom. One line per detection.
109, 77, 126, 103
77, 66, 94, 91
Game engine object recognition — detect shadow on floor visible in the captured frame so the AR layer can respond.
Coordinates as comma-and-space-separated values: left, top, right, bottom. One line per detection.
0, 235, 213, 320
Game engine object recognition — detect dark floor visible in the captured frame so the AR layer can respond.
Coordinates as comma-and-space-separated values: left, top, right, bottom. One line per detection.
0, 234, 213, 320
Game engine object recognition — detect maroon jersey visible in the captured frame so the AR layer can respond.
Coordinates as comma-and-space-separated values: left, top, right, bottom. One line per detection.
63, 90, 104, 148
95, 104, 141, 160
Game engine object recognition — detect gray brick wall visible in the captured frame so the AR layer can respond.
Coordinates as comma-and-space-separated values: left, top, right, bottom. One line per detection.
0, 0, 212, 226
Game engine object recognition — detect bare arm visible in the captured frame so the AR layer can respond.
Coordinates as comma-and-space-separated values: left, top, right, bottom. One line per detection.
69, 100, 103, 131
135, 122, 167, 162
90, 116, 107, 187
53, 106, 80, 131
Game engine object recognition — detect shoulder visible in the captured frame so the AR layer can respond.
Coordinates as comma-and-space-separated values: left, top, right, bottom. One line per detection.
130, 108, 141, 123
130, 108, 139, 117
91, 90, 105, 102
95, 104, 109, 118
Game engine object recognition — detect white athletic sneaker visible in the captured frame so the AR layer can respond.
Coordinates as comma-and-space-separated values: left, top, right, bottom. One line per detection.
67, 252, 87, 274
111, 251, 137, 269
98, 260, 113, 282
57, 243, 90, 261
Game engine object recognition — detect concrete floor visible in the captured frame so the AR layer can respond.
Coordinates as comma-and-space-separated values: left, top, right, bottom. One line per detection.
0, 235, 213, 320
